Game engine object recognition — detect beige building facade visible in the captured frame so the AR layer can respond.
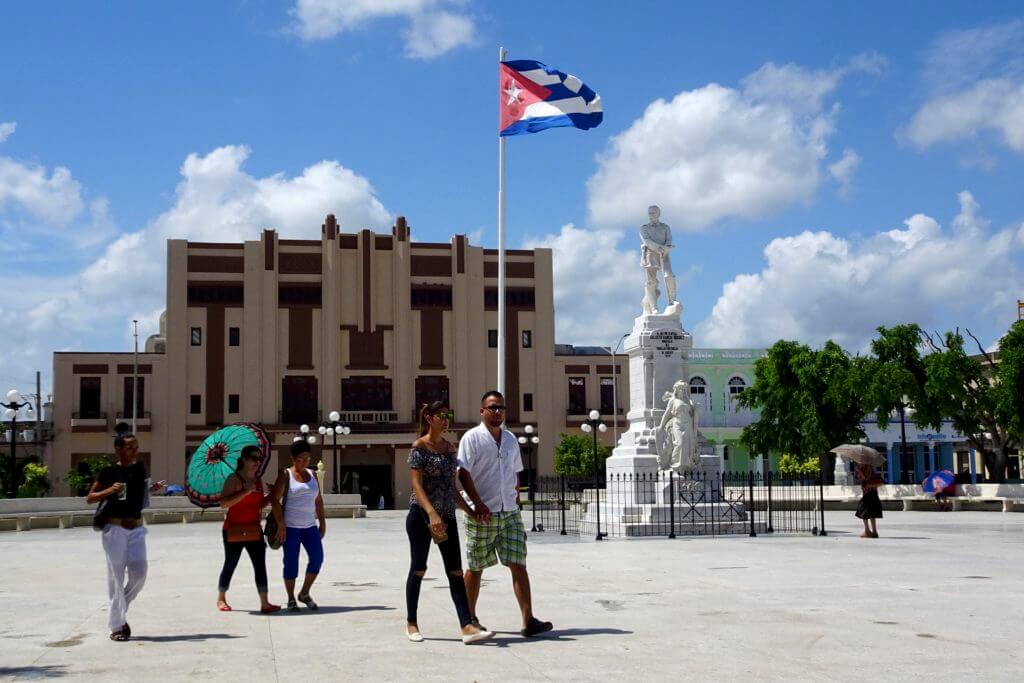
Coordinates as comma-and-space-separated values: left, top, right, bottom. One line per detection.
53, 215, 632, 506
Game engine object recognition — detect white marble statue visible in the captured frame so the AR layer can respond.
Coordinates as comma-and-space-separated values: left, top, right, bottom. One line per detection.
640, 205, 678, 315
656, 379, 699, 472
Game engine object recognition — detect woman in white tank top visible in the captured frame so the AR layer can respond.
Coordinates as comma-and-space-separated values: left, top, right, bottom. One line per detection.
270, 441, 326, 612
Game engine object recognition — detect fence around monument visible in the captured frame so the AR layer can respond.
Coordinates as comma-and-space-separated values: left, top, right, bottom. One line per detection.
523, 470, 826, 539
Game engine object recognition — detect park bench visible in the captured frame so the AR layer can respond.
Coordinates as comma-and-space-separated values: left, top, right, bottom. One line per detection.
0, 494, 366, 532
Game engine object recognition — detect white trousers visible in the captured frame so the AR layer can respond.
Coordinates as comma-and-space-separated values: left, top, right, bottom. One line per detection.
101, 525, 148, 631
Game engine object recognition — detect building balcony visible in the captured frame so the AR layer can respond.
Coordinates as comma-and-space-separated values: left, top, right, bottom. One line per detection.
339, 411, 399, 425
71, 412, 109, 430
116, 411, 152, 427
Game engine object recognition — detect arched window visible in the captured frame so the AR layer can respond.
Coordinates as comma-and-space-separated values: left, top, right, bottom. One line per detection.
689, 377, 707, 394
728, 376, 747, 396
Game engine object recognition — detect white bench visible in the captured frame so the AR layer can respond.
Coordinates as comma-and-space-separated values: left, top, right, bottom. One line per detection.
0, 494, 367, 531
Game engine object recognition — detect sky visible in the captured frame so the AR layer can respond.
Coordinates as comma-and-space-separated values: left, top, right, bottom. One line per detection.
2, 1, 1024, 398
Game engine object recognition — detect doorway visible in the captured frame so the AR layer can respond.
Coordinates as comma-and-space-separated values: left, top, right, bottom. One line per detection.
338, 465, 393, 509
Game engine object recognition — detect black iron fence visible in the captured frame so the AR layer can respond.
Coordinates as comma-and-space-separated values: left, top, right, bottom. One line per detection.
523, 470, 826, 539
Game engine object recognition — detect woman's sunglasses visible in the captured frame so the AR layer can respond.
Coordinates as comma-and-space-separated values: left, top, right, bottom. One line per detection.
430, 411, 455, 421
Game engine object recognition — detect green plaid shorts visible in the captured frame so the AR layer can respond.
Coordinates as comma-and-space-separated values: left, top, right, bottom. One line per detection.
464, 511, 527, 570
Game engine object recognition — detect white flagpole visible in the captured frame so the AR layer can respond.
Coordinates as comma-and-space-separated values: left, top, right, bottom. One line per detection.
497, 46, 508, 398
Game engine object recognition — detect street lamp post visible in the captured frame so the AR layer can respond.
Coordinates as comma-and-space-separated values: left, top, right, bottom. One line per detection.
898, 397, 915, 484
517, 425, 540, 531
580, 409, 608, 541
317, 411, 351, 494
1, 389, 35, 498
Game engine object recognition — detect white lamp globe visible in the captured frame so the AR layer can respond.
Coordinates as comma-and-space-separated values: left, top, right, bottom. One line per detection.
518, 436, 527, 444
531, 436, 540, 444
292, 436, 302, 443
2, 409, 14, 421
335, 425, 345, 435
6, 390, 21, 404
318, 426, 327, 435
524, 424, 534, 434
598, 423, 607, 433
300, 424, 310, 434
306, 436, 316, 445
329, 411, 340, 422
588, 409, 600, 421
343, 426, 351, 435
581, 423, 592, 433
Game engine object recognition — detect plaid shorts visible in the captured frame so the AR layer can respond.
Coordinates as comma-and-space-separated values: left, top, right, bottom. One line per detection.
464, 511, 527, 570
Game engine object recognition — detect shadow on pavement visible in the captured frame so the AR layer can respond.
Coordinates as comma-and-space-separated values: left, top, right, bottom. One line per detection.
0, 665, 69, 678
252, 605, 396, 616
130, 633, 243, 643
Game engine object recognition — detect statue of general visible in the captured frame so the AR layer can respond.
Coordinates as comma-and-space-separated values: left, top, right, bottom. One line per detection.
640, 205, 678, 315
656, 379, 699, 473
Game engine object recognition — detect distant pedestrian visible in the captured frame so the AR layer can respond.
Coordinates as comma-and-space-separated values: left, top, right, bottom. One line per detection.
457, 391, 553, 638
405, 401, 494, 645
217, 445, 280, 613
86, 427, 165, 641
855, 463, 883, 538
270, 440, 325, 611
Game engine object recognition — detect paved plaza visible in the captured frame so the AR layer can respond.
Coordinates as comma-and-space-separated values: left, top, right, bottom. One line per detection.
1, 511, 1021, 682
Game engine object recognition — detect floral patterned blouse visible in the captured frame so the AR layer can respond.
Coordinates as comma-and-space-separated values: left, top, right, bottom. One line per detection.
408, 443, 459, 518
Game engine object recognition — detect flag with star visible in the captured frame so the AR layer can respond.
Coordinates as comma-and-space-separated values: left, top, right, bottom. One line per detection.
499, 59, 603, 136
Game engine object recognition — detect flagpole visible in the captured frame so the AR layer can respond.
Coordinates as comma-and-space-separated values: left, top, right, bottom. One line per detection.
497, 46, 508, 398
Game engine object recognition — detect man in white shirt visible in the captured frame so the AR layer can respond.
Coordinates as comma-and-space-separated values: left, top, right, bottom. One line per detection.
457, 390, 553, 637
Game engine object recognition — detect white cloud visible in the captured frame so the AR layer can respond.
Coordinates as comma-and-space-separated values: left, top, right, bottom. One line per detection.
0, 123, 85, 224
0, 121, 15, 144
587, 54, 881, 231
0, 145, 391, 394
696, 192, 1024, 350
290, 0, 475, 58
828, 148, 861, 196
905, 21, 1024, 154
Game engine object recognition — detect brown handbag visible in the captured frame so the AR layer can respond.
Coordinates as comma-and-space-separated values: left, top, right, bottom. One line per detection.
226, 523, 264, 543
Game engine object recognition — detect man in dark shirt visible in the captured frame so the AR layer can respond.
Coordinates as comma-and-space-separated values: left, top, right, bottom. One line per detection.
87, 431, 163, 641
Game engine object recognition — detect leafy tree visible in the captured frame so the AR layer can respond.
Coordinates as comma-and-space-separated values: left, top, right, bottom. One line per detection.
777, 453, 821, 479
862, 324, 941, 432
0, 454, 48, 499
738, 340, 866, 476
18, 462, 50, 498
554, 433, 611, 477
64, 455, 113, 495
923, 324, 1021, 482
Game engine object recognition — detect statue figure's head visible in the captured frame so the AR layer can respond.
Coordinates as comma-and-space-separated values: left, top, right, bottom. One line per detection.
674, 379, 689, 398
647, 205, 661, 223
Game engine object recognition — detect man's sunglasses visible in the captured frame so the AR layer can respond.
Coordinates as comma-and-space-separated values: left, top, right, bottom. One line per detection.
430, 411, 455, 421
483, 405, 506, 413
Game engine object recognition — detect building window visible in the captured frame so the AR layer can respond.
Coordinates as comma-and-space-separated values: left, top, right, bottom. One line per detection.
728, 377, 746, 396
342, 376, 393, 411
191, 327, 202, 346
123, 377, 145, 418
568, 377, 586, 415
488, 330, 498, 348
78, 377, 102, 419
600, 377, 615, 415
190, 395, 202, 414
522, 330, 532, 348
690, 376, 709, 410
229, 327, 240, 346
282, 376, 319, 425
228, 394, 240, 414
415, 376, 450, 420
523, 393, 533, 412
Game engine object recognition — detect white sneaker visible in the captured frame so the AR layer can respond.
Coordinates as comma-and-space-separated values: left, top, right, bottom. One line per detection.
462, 628, 495, 645
407, 628, 424, 642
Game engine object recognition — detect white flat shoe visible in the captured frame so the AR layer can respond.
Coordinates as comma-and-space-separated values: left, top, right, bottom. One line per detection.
462, 629, 495, 645
407, 630, 424, 642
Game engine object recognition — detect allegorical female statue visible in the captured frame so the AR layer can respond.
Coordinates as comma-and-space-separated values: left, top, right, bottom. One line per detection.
656, 379, 699, 472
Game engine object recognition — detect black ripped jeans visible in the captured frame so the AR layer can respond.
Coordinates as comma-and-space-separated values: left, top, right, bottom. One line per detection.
405, 506, 471, 628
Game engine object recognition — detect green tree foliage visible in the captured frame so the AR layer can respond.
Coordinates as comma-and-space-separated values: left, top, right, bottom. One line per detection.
923, 325, 1020, 482
777, 453, 821, 479
738, 340, 866, 474
862, 324, 941, 431
554, 433, 611, 477
18, 462, 50, 498
64, 454, 113, 495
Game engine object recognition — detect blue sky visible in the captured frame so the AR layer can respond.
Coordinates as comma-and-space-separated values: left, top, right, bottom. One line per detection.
2, 1, 1023, 396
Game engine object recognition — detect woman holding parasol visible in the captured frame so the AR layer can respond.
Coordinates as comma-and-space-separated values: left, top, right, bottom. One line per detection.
831, 445, 884, 539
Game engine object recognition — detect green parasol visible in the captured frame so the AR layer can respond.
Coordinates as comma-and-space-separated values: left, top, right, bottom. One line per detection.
186, 423, 271, 508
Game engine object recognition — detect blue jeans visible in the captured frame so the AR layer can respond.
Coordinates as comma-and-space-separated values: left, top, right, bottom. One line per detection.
283, 526, 323, 580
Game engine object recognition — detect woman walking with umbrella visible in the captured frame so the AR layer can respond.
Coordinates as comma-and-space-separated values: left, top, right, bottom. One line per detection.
832, 445, 884, 539
217, 445, 280, 613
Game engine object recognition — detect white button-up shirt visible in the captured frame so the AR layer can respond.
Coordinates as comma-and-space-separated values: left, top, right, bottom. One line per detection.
457, 423, 523, 513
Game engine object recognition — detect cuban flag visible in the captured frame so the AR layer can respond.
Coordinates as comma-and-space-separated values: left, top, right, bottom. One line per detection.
499, 59, 603, 137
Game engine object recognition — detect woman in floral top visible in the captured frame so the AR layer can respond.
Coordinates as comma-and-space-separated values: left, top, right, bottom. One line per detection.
405, 401, 494, 645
